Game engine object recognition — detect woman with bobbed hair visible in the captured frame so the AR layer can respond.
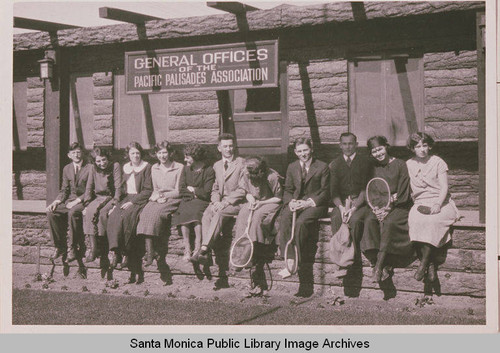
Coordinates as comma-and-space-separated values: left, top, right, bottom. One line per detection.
234, 156, 282, 296
106, 142, 152, 284
82, 147, 121, 272
136, 141, 184, 271
172, 144, 215, 264
406, 132, 460, 282
361, 136, 413, 283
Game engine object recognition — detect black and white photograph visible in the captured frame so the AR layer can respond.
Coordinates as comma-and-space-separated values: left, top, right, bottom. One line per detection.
3, 0, 498, 332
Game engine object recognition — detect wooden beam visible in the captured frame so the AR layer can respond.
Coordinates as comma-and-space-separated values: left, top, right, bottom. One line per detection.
14, 17, 80, 32
207, 2, 259, 15
476, 11, 485, 223
99, 7, 163, 24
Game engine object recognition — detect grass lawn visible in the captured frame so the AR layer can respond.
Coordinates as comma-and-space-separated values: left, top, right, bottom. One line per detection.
12, 289, 485, 326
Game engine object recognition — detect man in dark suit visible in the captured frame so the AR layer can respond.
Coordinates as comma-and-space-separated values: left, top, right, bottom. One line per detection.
278, 137, 330, 297
46, 143, 90, 275
329, 132, 372, 275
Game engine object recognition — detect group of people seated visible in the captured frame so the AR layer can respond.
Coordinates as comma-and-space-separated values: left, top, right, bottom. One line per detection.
46, 131, 459, 298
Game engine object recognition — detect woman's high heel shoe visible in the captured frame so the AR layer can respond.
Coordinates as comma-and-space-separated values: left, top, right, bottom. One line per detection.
426, 263, 437, 283
414, 262, 427, 282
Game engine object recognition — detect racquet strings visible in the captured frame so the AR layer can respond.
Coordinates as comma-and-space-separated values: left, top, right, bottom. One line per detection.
231, 236, 253, 268
367, 178, 391, 209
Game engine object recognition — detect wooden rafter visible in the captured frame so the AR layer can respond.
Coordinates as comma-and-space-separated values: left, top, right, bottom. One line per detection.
14, 17, 80, 32
207, 2, 259, 15
99, 7, 164, 24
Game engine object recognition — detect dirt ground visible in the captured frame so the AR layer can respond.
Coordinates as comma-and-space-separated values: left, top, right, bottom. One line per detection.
11, 262, 485, 326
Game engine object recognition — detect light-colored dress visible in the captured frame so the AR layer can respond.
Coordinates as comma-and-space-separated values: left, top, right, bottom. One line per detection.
407, 155, 460, 248
136, 161, 183, 237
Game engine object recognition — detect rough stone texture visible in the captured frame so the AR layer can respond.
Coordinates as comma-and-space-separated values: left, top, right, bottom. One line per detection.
424, 68, 477, 87
288, 61, 347, 80
169, 91, 218, 102
289, 92, 348, 111
26, 77, 44, 89
92, 72, 113, 146
451, 192, 479, 209
93, 86, 113, 100
168, 115, 219, 130
26, 81, 45, 148
93, 130, 113, 146
425, 86, 478, 105
425, 103, 478, 122
289, 76, 348, 94
92, 72, 113, 86
289, 109, 348, 127
425, 121, 478, 140
451, 229, 485, 250
26, 88, 44, 103
13, 2, 484, 51
93, 99, 113, 116
166, 129, 220, 144
12, 214, 49, 229
26, 102, 43, 116
289, 126, 345, 143
424, 51, 477, 70
12, 170, 47, 200
448, 175, 479, 194
93, 115, 113, 129
169, 100, 219, 116
13, 228, 51, 246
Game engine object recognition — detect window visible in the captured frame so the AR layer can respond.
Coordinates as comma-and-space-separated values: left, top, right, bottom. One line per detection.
69, 74, 94, 149
233, 87, 280, 113
348, 54, 424, 145
13, 79, 27, 150
114, 75, 169, 149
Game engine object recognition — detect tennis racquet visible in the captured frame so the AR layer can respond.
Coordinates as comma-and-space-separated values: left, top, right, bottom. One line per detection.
366, 177, 391, 216
284, 210, 299, 275
230, 207, 255, 268
366, 177, 392, 282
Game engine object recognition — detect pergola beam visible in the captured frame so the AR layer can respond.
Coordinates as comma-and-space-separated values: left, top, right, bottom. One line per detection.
207, 2, 259, 15
14, 17, 80, 32
99, 7, 164, 24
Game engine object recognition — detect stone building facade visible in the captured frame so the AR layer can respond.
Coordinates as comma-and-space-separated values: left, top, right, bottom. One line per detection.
11, 1, 486, 297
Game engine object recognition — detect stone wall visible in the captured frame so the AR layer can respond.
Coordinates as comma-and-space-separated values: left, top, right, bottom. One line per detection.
92, 72, 114, 146
12, 7, 482, 210
26, 77, 45, 148
424, 51, 478, 141
167, 91, 220, 144
12, 150, 46, 201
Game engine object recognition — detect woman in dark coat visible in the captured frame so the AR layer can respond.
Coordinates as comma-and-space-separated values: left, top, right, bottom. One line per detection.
172, 144, 215, 262
361, 136, 413, 283
82, 147, 121, 274
106, 142, 152, 284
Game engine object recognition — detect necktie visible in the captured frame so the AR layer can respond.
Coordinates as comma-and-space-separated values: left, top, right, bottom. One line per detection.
75, 165, 80, 175
224, 160, 228, 171
346, 156, 352, 167
301, 163, 307, 180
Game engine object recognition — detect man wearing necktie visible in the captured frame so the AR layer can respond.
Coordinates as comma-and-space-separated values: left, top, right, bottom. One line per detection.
278, 137, 330, 297
46, 143, 91, 277
329, 133, 373, 278
191, 133, 245, 289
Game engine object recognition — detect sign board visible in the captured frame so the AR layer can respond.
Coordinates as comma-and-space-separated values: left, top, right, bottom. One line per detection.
125, 40, 278, 94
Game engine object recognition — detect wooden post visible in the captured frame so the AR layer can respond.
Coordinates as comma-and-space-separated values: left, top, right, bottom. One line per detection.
45, 48, 69, 204
476, 12, 485, 223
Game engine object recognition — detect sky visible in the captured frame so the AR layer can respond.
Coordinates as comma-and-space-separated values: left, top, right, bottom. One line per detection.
13, 0, 326, 34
